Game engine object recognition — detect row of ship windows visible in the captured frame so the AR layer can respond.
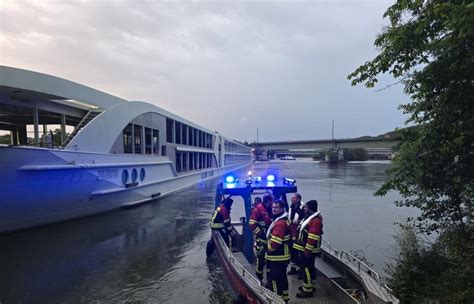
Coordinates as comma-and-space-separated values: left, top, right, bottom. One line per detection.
175, 152, 214, 173
122, 168, 146, 185
224, 155, 252, 166
223, 140, 250, 154
166, 118, 213, 148
123, 124, 162, 155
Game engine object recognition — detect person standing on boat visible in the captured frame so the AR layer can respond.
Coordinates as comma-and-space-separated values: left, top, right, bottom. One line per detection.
210, 198, 234, 247
265, 199, 291, 303
294, 200, 323, 298
249, 194, 273, 282
288, 193, 305, 275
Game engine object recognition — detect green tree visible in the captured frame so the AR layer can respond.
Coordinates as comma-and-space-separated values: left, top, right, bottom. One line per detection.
343, 148, 368, 161
0, 134, 11, 144
348, 0, 473, 301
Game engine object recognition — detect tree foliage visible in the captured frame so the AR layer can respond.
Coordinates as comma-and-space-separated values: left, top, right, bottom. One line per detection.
349, 0, 473, 301
348, 0, 473, 233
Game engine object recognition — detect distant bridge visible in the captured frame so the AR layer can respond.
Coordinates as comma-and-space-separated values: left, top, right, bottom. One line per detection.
250, 137, 400, 159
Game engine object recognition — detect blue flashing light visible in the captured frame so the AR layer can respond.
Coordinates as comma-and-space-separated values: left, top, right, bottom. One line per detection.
225, 175, 235, 183
266, 174, 276, 182
226, 183, 236, 189
267, 181, 275, 187
254, 176, 262, 183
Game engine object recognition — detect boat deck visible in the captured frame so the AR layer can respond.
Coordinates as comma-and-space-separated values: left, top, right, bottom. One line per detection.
234, 252, 336, 303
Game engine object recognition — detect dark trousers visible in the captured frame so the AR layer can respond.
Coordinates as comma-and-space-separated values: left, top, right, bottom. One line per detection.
299, 254, 316, 292
255, 240, 266, 280
267, 260, 289, 301
216, 228, 231, 247
289, 241, 300, 270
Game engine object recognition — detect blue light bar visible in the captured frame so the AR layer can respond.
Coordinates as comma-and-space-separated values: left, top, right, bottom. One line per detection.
283, 177, 296, 185
225, 175, 235, 183
266, 174, 276, 182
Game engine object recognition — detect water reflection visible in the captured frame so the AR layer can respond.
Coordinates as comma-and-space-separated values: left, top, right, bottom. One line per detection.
0, 161, 418, 303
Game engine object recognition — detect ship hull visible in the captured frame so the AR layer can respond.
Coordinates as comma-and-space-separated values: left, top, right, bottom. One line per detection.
0, 146, 249, 233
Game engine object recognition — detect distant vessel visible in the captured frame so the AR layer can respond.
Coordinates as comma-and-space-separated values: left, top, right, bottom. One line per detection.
280, 155, 296, 161
0, 66, 252, 233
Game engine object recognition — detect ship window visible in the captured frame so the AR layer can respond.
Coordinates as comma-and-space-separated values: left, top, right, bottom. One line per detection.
134, 125, 142, 154
166, 118, 174, 143
153, 129, 159, 154
122, 169, 129, 185
182, 152, 187, 171
176, 151, 182, 172
140, 168, 146, 181
182, 124, 187, 145
175, 122, 181, 144
123, 124, 133, 153
162, 145, 167, 156
131, 168, 138, 182
189, 127, 194, 146
189, 152, 194, 170
145, 127, 152, 154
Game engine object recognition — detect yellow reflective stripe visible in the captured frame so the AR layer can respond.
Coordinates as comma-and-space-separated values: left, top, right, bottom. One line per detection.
307, 234, 320, 241
265, 253, 291, 261
272, 280, 277, 294
258, 221, 266, 225
256, 238, 267, 243
293, 244, 305, 251
249, 219, 258, 224
210, 207, 221, 225
271, 236, 283, 244
306, 244, 314, 249
210, 223, 225, 228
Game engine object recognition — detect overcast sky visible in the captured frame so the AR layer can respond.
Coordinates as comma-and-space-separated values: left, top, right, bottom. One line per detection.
0, 0, 408, 142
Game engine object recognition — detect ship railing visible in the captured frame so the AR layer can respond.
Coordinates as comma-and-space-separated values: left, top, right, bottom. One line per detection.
321, 239, 381, 285
214, 232, 284, 304
339, 250, 381, 285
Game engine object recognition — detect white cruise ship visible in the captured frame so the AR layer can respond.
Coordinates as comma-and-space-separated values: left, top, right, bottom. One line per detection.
0, 66, 252, 233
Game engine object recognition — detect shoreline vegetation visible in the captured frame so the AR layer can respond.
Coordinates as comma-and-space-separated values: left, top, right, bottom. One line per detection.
348, 0, 473, 302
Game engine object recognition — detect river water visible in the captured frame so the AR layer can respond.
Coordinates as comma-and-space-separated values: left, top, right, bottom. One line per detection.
0, 161, 416, 303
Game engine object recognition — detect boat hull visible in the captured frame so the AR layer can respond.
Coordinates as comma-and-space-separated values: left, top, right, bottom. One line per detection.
0, 146, 249, 233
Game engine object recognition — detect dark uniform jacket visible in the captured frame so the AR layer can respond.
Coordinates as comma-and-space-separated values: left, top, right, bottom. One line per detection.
249, 203, 272, 243
210, 203, 232, 232
265, 216, 291, 262
294, 213, 323, 256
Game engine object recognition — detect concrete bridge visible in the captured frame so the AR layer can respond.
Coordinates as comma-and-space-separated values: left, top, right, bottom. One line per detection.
250, 137, 400, 159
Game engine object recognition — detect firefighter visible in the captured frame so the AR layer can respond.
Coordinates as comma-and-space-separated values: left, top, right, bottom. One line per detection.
288, 193, 305, 275
210, 198, 234, 247
249, 194, 273, 282
294, 200, 323, 298
265, 199, 291, 303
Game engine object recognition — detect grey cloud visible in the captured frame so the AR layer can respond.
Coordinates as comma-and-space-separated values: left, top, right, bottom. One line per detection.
0, 0, 405, 142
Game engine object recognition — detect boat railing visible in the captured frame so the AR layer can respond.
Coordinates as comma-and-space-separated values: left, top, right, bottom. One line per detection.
339, 250, 381, 285
214, 232, 284, 304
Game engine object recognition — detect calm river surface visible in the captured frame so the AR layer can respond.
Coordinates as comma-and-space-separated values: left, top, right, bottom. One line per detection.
0, 161, 416, 303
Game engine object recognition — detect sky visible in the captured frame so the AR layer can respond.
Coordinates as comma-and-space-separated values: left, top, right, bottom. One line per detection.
0, 0, 409, 142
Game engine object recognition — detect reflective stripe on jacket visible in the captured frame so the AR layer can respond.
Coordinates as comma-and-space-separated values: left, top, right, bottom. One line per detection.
250, 203, 272, 243
265, 217, 291, 262
210, 204, 232, 231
